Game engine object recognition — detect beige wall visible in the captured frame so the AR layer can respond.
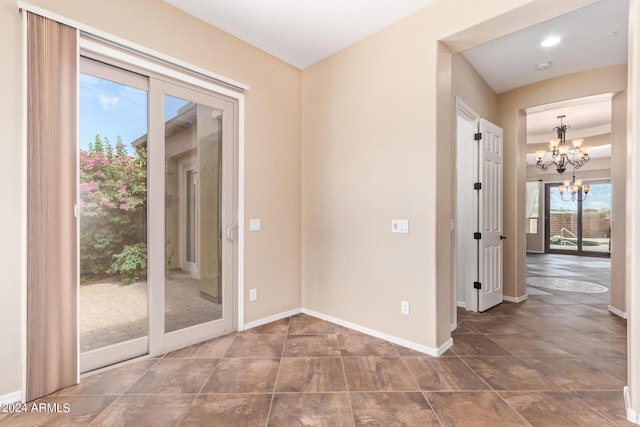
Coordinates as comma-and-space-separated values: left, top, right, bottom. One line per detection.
611, 92, 627, 314
301, 0, 598, 350
0, 0, 301, 398
452, 53, 498, 122
0, 0, 26, 400
496, 65, 627, 300
627, 0, 640, 416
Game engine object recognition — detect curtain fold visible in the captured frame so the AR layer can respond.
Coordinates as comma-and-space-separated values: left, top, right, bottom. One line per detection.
26, 12, 78, 401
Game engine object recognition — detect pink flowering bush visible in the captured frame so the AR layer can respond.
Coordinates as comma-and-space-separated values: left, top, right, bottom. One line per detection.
80, 135, 147, 282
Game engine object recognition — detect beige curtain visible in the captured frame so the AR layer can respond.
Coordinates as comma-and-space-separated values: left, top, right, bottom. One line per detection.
26, 12, 78, 401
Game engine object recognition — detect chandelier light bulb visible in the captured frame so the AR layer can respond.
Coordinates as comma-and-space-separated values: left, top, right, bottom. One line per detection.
535, 115, 590, 175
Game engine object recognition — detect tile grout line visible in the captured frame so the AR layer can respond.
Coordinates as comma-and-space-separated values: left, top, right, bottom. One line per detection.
82, 356, 163, 424
493, 390, 535, 427
569, 390, 624, 424
336, 323, 357, 427
194, 347, 228, 395
263, 317, 291, 426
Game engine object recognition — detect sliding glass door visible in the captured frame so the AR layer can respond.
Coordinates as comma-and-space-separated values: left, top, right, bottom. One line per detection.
79, 59, 150, 371
545, 181, 611, 257
79, 56, 237, 372
160, 83, 236, 351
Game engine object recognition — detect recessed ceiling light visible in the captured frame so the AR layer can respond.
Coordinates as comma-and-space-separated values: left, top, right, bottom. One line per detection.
540, 36, 561, 47
535, 62, 551, 71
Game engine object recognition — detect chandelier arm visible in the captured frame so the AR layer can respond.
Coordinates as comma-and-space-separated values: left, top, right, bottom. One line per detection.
534, 115, 590, 174
557, 186, 588, 202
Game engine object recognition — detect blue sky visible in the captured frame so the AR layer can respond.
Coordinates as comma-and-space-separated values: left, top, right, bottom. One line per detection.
80, 73, 188, 153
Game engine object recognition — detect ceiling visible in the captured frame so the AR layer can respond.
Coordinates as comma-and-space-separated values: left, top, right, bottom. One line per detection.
164, 0, 437, 69
526, 94, 613, 145
524, 95, 613, 165
165, 0, 628, 160
462, 0, 628, 94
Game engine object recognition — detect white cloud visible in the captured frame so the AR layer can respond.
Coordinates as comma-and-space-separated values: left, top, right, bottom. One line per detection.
97, 92, 120, 110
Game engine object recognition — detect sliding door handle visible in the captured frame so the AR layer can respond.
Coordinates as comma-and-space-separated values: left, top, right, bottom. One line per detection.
226, 225, 238, 242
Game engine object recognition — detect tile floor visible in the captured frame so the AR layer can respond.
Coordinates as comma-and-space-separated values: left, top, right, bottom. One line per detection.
2, 254, 632, 426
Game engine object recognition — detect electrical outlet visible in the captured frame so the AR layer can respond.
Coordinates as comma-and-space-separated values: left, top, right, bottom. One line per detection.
249, 288, 257, 301
401, 300, 410, 316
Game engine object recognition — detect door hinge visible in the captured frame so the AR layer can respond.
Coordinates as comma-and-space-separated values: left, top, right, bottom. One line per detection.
474, 282, 482, 289
474, 232, 481, 240
474, 132, 482, 141
474, 182, 482, 190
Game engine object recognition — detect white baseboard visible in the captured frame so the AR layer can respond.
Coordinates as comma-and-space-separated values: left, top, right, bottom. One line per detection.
241, 308, 302, 331
608, 305, 628, 319
503, 294, 528, 303
301, 308, 450, 356
0, 391, 22, 405
624, 386, 640, 424
456, 301, 466, 308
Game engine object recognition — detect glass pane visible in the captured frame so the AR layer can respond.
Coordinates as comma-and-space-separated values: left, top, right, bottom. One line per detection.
582, 183, 611, 253
548, 186, 578, 251
165, 95, 223, 332
79, 73, 148, 352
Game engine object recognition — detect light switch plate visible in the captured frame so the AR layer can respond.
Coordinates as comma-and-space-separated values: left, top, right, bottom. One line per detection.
391, 219, 409, 234
249, 288, 257, 301
249, 219, 261, 231
401, 300, 410, 315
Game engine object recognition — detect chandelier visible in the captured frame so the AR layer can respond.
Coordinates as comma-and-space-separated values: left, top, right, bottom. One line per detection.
534, 115, 591, 174
557, 169, 589, 202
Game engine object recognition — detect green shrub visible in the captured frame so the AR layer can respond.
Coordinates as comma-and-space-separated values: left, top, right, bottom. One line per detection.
109, 243, 147, 283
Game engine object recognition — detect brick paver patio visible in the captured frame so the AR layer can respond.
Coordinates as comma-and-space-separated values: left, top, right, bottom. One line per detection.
80, 271, 222, 352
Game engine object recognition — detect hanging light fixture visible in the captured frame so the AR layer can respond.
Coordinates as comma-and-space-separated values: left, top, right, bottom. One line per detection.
557, 168, 589, 202
534, 115, 592, 174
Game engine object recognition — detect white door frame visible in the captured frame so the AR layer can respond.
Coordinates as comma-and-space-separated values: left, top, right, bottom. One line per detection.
454, 97, 480, 318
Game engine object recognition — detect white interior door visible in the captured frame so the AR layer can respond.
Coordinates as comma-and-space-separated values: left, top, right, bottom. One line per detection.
475, 118, 504, 311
